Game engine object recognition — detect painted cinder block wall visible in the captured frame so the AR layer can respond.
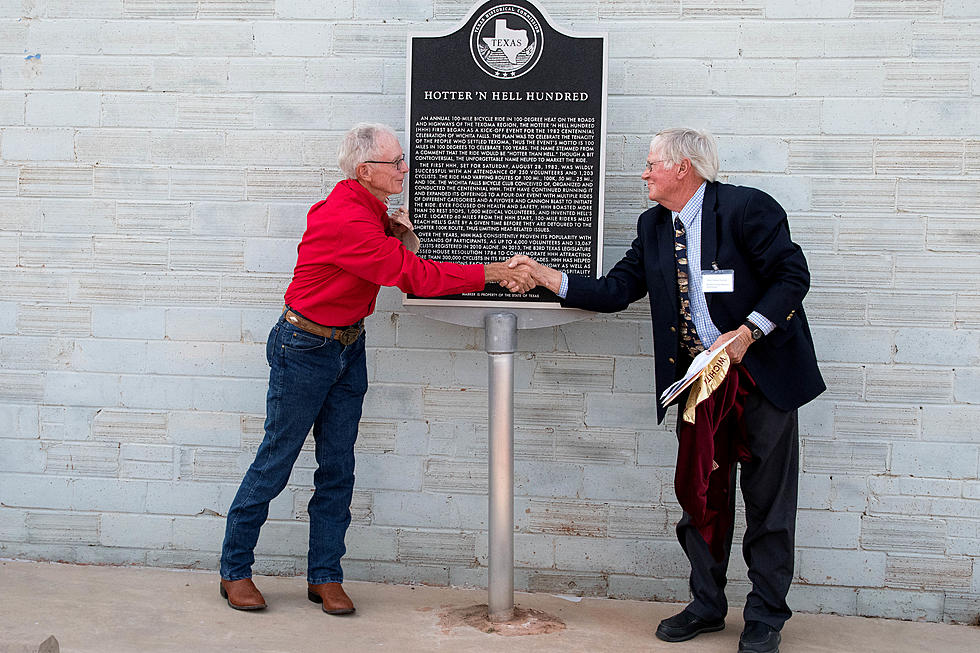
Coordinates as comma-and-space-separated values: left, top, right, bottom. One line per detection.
1, 0, 978, 624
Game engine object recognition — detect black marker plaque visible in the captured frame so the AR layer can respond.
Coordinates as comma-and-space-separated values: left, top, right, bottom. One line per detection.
405, 0, 606, 306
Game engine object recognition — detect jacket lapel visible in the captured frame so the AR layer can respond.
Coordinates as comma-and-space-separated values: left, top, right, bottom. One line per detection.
699, 182, 719, 309
655, 206, 679, 313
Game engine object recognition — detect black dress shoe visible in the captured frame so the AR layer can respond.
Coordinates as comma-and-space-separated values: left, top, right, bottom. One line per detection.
655, 609, 725, 642
738, 621, 781, 653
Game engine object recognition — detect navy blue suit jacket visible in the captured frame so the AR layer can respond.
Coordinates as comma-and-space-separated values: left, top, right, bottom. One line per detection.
563, 181, 825, 424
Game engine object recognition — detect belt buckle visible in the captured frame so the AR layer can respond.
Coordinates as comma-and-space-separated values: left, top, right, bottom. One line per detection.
338, 326, 361, 346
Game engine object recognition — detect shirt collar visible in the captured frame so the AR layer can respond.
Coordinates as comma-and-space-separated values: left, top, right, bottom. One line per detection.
671, 182, 707, 228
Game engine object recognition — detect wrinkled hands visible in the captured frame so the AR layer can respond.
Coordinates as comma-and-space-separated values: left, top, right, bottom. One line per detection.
388, 206, 420, 253
710, 325, 753, 364
486, 254, 564, 294
388, 207, 412, 235
485, 261, 536, 293
505, 255, 563, 294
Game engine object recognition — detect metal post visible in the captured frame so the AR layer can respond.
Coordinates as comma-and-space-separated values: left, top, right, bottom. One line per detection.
485, 312, 516, 623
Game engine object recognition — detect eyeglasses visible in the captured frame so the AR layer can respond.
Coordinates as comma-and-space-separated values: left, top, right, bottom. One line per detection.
364, 154, 408, 170
644, 159, 669, 172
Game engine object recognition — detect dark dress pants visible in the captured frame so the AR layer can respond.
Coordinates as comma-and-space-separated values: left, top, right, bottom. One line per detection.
676, 384, 799, 631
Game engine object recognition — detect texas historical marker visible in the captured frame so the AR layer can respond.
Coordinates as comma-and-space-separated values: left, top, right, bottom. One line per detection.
405, 0, 608, 307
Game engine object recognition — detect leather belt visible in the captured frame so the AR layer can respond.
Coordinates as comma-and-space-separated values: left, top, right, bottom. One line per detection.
282, 307, 363, 346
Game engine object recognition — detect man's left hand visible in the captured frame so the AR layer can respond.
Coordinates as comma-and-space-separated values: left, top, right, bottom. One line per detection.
711, 325, 754, 364
389, 207, 420, 253
388, 207, 413, 235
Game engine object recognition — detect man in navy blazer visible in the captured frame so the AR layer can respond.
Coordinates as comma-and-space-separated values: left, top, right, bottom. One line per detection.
510, 128, 824, 653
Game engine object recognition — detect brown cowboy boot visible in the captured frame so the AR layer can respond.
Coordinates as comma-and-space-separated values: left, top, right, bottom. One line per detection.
307, 582, 355, 615
219, 578, 267, 611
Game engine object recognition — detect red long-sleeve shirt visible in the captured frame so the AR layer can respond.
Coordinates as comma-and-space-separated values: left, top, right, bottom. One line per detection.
283, 179, 485, 326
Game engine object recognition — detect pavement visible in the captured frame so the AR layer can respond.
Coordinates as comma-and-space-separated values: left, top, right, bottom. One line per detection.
1, 559, 977, 653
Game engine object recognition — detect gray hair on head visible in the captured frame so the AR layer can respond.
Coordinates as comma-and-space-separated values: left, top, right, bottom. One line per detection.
337, 123, 398, 179
650, 128, 719, 182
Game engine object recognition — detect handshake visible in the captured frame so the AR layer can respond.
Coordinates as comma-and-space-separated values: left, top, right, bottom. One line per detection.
484, 255, 563, 294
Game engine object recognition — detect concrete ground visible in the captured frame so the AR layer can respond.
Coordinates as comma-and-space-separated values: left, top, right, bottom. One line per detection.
1, 559, 976, 653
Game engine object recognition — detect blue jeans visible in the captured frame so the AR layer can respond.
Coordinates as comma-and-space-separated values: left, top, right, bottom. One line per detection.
220, 314, 368, 584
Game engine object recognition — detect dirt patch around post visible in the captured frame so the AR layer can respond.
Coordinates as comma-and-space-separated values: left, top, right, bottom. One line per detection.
437, 604, 566, 636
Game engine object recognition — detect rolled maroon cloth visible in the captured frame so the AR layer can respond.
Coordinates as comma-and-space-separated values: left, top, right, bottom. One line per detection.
674, 366, 754, 562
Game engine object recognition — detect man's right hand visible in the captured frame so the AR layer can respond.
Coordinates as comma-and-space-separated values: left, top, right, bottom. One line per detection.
484, 261, 536, 293
506, 255, 563, 294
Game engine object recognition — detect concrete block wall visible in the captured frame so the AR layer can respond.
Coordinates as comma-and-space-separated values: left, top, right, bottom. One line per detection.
1, 0, 978, 624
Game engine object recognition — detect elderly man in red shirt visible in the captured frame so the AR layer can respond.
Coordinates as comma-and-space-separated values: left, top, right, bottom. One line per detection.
218, 123, 534, 614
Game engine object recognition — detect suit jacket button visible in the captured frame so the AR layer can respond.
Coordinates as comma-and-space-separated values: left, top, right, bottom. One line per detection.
670, 326, 676, 333
668, 357, 675, 364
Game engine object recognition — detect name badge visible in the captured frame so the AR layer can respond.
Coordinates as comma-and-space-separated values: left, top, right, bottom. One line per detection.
702, 269, 734, 293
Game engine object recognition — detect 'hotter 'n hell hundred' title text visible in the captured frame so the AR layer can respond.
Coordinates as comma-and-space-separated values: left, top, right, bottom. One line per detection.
423, 90, 589, 101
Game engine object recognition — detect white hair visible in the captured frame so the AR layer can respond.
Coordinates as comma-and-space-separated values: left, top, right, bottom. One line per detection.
650, 128, 719, 182
337, 123, 398, 179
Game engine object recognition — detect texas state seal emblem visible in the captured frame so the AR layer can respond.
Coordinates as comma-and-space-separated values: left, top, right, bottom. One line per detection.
470, 3, 544, 79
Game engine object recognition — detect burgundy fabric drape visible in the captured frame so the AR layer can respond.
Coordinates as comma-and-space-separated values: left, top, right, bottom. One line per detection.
674, 366, 755, 562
